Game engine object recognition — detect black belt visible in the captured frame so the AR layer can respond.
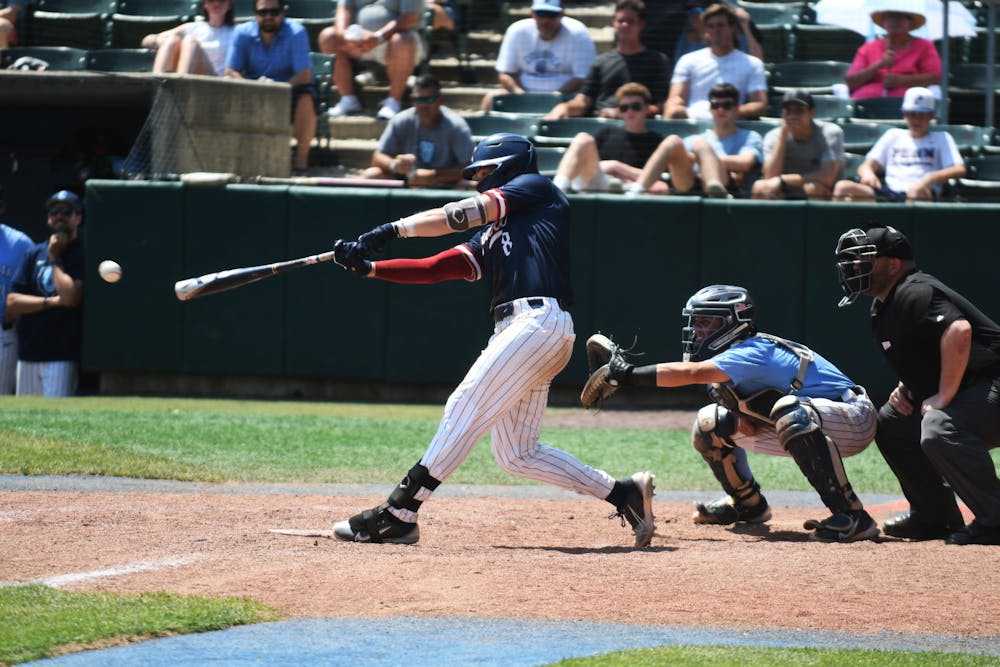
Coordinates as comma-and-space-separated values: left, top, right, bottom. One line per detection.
493, 297, 569, 323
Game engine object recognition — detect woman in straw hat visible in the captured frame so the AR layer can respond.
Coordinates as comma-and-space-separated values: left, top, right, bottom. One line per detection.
844, 8, 942, 99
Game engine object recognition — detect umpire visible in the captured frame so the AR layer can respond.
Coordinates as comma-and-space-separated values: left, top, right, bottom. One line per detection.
836, 224, 1000, 545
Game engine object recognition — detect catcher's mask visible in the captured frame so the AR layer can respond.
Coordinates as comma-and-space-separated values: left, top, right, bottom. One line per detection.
682, 285, 756, 362
462, 132, 537, 192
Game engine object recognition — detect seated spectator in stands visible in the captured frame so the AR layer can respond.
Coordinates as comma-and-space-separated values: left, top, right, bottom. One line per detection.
143, 0, 235, 76
551, 83, 662, 193
321, 0, 424, 120
0, 0, 24, 49
845, 8, 941, 100
752, 89, 844, 200
625, 82, 762, 197
225, 0, 316, 175
479, 0, 596, 112
544, 0, 669, 120
426, 0, 454, 32
834, 87, 965, 202
673, 0, 762, 62
664, 3, 766, 121
362, 75, 474, 188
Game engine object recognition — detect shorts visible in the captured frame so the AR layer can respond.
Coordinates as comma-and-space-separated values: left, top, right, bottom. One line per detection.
291, 83, 318, 121
358, 29, 425, 66
874, 186, 908, 203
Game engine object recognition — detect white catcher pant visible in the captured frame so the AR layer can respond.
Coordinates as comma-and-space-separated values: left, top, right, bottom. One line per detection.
16, 360, 78, 397
0, 328, 17, 395
397, 297, 616, 522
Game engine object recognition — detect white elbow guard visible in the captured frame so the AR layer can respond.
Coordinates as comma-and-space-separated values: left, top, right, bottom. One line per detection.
444, 197, 486, 231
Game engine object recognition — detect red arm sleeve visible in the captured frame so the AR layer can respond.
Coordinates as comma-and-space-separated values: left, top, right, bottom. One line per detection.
370, 245, 482, 284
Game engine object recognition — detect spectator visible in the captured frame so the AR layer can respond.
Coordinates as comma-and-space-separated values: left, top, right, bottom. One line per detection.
836, 225, 1000, 545
664, 3, 766, 120
225, 0, 316, 175
673, 0, 762, 62
0, 187, 34, 395
0, 0, 25, 49
479, 0, 596, 113
833, 87, 965, 203
544, 0, 668, 120
6, 191, 85, 398
551, 83, 663, 193
752, 90, 844, 200
425, 0, 454, 32
321, 0, 424, 120
362, 74, 474, 187
625, 82, 762, 197
143, 0, 236, 76
845, 8, 941, 100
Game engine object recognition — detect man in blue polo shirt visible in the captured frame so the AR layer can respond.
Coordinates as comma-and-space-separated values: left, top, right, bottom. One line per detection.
225, 0, 317, 174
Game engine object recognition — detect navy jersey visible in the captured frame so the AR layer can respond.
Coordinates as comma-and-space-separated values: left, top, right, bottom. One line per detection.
464, 173, 574, 311
14, 239, 85, 362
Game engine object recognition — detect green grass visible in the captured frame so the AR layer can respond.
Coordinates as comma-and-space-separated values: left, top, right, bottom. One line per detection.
0, 395, 951, 494
0, 584, 278, 665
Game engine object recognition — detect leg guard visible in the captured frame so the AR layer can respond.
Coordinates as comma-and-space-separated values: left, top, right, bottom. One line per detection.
771, 395, 862, 514
692, 404, 769, 523
387, 462, 442, 514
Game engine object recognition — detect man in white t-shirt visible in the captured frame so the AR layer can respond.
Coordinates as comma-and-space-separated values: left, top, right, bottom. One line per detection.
479, 0, 596, 112
833, 87, 966, 202
664, 3, 766, 121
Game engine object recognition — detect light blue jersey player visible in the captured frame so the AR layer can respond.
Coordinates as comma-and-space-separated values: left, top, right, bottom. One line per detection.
0, 222, 34, 394
327, 133, 655, 547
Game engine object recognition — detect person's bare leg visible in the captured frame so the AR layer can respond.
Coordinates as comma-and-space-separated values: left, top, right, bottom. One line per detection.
153, 33, 182, 73
292, 95, 316, 171
384, 33, 419, 104
832, 181, 876, 202
553, 133, 599, 190
176, 36, 214, 75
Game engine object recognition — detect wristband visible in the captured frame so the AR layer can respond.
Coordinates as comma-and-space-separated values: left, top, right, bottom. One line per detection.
630, 364, 658, 387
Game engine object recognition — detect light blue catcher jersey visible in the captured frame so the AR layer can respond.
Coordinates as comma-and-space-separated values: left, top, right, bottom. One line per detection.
1, 224, 34, 323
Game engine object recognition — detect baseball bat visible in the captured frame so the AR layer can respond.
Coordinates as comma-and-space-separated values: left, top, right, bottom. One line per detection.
174, 250, 337, 301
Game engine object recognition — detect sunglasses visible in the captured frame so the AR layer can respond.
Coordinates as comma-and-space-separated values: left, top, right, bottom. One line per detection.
48, 207, 75, 216
534, 10, 560, 18
254, 7, 282, 16
618, 101, 644, 112
709, 100, 735, 110
412, 94, 439, 104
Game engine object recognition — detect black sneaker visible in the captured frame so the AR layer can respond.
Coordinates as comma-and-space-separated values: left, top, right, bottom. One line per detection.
333, 503, 419, 544
946, 520, 1000, 546
805, 510, 879, 543
612, 471, 656, 548
883, 512, 961, 541
693, 495, 772, 525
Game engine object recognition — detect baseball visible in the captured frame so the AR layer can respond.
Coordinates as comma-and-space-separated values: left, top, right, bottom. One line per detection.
98, 260, 122, 283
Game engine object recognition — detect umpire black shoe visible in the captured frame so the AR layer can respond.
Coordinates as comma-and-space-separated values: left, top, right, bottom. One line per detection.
946, 520, 1000, 546
806, 510, 879, 543
693, 495, 772, 525
611, 471, 656, 548
883, 512, 960, 541
333, 503, 419, 545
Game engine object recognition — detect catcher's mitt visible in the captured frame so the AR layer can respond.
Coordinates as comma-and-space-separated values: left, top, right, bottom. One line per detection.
580, 334, 630, 409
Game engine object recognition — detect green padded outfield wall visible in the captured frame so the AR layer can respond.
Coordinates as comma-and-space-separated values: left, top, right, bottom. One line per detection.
83, 181, 1000, 402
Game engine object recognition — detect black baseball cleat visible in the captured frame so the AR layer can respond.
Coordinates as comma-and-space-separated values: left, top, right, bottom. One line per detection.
883, 512, 962, 541
693, 494, 772, 525
945, 520, 1000, 546
333, 503, 419, 545
611, 471, 656, 548
805, 510, 879, 543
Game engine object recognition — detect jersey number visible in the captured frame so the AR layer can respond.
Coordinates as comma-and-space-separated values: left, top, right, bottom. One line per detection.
501, 231, 512, 256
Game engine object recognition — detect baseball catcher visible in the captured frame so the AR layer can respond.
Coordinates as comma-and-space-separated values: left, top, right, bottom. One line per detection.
581, 284, 880, 543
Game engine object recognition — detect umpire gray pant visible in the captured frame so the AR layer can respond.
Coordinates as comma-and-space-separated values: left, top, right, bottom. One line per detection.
877, 376, 1000, 528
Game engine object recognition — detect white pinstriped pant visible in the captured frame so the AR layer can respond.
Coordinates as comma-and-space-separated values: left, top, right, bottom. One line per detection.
16, 360, 78, 397
396, 297, 616, 522
0, 327, 17, 395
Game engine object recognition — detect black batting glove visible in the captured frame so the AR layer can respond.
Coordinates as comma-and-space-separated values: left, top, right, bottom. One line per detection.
333, 240, 372, 275
356, 222, 398, 258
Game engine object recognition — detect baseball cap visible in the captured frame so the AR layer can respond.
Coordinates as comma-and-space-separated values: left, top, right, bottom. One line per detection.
530, 0, 563, 13
781, 89, 814, 109
865, 225, 913, 259
901, 86, 936, 113
46, 190, 82, 212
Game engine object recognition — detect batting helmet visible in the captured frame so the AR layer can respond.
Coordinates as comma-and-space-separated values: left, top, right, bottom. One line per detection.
835, 225, 912, 307
462, 133, 537, 193
681, 285, 756, 362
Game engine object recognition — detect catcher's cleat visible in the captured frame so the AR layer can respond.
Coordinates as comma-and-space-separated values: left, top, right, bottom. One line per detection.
805, 510, 878, 543
333, 503, 419, 545
611, 471, 656, 548
692, 495, 772, 525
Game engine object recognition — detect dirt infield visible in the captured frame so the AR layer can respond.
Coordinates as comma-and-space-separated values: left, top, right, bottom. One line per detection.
4, 487, 1000, 641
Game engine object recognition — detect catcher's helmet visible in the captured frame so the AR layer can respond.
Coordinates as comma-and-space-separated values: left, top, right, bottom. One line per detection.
835, 225, 912, 307
462, 133, 537, 192
681, 285, 756, 362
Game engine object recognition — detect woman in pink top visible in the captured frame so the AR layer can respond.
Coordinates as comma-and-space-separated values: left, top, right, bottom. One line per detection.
844, 9, 941, 99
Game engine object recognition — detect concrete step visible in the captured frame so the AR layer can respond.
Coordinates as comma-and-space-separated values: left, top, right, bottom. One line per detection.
325, 83, 495, 120
459, 26, 614, 61
327, 138, 379, 170
504, 3, 614, 29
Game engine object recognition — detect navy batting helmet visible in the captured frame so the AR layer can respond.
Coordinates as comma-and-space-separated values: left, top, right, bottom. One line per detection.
462, 133, 537, 192
681, 285, 756, 361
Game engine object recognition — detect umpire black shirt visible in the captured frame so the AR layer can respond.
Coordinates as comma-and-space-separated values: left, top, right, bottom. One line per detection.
872, 269, 1000, 401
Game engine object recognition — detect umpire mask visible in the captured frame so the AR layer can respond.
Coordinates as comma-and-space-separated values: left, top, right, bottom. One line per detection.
835, 228, 878, 308
681, 285, 756, 362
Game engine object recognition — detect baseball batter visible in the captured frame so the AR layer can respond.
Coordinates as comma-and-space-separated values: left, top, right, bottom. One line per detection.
329, 132, 655, 547
585, 285, 879, 542
0, 218, 34, 394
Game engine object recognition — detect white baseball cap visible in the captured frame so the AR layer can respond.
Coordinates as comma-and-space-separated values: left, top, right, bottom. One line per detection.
901, 87, 936, 113
531, 0, 563, 13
